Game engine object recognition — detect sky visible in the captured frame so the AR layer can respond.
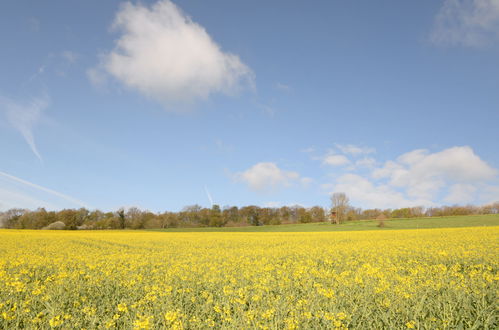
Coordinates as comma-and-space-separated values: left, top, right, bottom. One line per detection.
1, 0, 499, 212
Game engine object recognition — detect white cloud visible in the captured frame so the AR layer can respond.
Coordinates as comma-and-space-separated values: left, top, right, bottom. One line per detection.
376, 146, 496, 188
481, 185, 499, 204
444, 183, 478, 204
373, 146, 497, 201
92, 0, 253, 108
333, 174, 432, 209
335, 143, 375, 156
235, 162, 303, 191
328, 146, 499, 208
431, 0, 499, 47
355, 157, 377, 168
323, 154, 350, 166
0, 171, 89, 211
0, 94, 49, 162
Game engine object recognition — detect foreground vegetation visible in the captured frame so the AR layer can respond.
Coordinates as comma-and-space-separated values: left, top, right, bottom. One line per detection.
1, 227, 497, 329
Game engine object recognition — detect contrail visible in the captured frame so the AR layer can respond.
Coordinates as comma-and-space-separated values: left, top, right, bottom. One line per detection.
204, 185, 214, 207
1, 94, 48, 162
0, 171, 89, 208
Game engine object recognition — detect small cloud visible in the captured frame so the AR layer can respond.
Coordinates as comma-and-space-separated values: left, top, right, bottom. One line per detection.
335, 143, 375, 156
430, 0, 499, 47
323, 154, 350, 166
90, 0, 253, 109
234, 162, 303, 191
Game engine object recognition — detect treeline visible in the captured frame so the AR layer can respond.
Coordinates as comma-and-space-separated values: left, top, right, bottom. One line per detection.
1, 202, 499, 230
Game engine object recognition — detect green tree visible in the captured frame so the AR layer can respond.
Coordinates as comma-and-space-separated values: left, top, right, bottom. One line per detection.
117, 208, 126, 229
209, 205, 224, 227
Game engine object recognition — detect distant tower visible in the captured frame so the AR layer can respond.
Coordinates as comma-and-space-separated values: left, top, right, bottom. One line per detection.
330, 210, 337, 224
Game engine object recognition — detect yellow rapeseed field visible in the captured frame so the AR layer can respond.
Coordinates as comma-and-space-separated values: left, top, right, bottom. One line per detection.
0, 227, 497, 329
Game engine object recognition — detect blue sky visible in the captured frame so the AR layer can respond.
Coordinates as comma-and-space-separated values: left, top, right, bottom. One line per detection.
1, 0, 498, 212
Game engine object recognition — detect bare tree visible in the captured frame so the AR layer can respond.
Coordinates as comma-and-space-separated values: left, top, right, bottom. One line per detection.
330, 192, 349, 224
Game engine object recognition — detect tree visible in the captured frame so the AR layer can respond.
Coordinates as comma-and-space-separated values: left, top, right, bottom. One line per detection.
126, 207, 146, 229
309, 206, 326, 222
240, 206, 260, 226
57, 209, 87, 230
330, 192, 349, 224
117, 208, 126, 229
209, 205, 224, 227
297, 207, 312, 223
222, 206, 239, 225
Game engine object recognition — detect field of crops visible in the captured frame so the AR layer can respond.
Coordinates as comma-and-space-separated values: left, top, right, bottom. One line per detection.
0, 227, 497, 329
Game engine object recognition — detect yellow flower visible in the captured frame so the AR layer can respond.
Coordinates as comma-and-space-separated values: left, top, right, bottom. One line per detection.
164, 311, 179, 323
49, 315, 63, 327
406, 320, 416, 328
133, 315, 152, 329
117, 303, 128, 313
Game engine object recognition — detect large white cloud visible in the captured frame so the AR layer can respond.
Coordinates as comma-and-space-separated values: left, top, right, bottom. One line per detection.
330, 146, 499, 208
373, 146, 496, 197
443, 183, 478, 204
92, 0, 253, 107
235, 162, 308, 192
334, 174, 432, 209
431, 0, 499, 47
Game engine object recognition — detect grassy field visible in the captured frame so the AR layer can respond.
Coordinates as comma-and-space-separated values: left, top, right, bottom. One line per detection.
0, 227, 497, 329
150, 214, 499, 232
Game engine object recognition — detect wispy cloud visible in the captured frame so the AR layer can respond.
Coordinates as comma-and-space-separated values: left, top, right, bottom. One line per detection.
0, 171, 89, 210
431, 0, 499, 47
90, 0, 253, 108
334, 143, 375, 156
0, 94, 49, 162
